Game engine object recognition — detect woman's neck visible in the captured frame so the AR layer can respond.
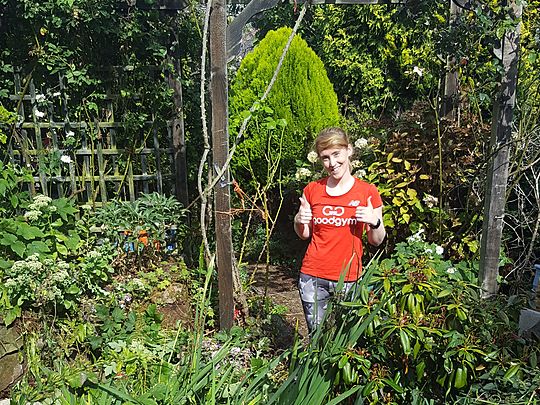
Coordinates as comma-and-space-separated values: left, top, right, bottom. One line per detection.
326, 172, 354, 196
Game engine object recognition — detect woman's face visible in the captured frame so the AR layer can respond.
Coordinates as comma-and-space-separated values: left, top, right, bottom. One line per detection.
319, 144, 352, 180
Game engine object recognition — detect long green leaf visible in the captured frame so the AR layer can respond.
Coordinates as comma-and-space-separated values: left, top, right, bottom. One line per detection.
326, 384, 363, 405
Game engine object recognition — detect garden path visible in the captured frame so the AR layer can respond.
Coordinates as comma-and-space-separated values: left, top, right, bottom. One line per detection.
250, 264, 308, 341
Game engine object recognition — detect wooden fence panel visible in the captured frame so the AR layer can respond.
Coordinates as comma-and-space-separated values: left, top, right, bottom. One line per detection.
5, 73, 176, 205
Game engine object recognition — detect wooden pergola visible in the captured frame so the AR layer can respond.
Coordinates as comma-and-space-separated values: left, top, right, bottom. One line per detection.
189, 0, 521, 329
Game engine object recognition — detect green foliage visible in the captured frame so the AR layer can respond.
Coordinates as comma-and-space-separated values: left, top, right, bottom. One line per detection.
92, 192, 188, 252
0, 104, 16, 144
0, 244, 115, 325
254, 2, 529, 118
230, 27, 340, 183
0, 0, 205, 200
248, 238, 539, 404
0, 161, 33, 218
0, 193, 82, 263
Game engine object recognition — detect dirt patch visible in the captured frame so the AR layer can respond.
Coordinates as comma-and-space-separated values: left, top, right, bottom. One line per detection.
150, 283, 193, 329
249, 264, 308, 340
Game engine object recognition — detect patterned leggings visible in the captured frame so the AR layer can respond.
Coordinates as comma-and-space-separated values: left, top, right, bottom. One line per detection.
298, 273, 357, 334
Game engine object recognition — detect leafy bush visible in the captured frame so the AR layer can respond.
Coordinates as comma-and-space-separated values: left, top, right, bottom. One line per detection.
230, 27, 340, 185
1, 244, 115, 325
0, 194, 82, 264
266, 237, 539, 404
92, 192, 187, 252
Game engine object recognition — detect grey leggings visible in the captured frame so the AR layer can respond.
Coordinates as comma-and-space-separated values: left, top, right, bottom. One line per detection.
298, 273, 356, 334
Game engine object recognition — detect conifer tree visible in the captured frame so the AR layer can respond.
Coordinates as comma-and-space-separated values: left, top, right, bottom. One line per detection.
230, 27, 340, 183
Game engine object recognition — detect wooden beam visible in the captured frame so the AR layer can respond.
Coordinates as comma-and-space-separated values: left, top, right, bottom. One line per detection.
479, 0, 522, 297
227, 0, 281, 61
210, 0, 235, 330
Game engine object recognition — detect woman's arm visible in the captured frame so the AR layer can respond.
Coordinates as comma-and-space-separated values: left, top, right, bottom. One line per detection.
294, 194, 312, 240
366, 205, 386, 246
356, 195, 386, 246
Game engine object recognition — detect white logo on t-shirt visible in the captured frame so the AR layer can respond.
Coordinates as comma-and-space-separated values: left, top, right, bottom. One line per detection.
314, 205, 359, 227
322, 206, 345, 216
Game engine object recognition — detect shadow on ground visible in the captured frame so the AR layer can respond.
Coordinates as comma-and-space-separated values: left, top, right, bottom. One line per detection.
249, 264, 308, 345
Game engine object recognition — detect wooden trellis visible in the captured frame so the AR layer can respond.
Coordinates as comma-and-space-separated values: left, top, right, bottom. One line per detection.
5, 72, 177, 206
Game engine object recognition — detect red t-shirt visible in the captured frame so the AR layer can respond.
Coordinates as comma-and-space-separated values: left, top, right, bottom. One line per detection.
300, 177, 383, 282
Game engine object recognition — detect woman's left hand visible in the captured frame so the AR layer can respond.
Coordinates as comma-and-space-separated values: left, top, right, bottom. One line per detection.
355, 196, 379, 227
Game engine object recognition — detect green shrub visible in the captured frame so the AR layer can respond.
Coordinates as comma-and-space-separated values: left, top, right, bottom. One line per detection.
266, 237, 539, 404
92, 192, 187, 252
230, 27, 340, 185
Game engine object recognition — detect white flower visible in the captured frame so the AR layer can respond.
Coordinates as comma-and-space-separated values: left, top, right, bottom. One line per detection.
307, 151, 318, 163
423, 194, 438, 208
52, 91, 61, 97
295, 167, 312, 181
355, 138, 369, 149
355, 169, 367, 178
35, 110, 45, 118
30, 194, 52, 210
66, 130, 75, 137
425, 248, 433, 254
35, 94, 46, 103
350, 160, 362, 169
413, 66, 424, 77
407, 228, 425, 243
436, 246, 444, 255
87, 250, 100, 258
60, 155, 72, 164
447, 267, 456, 274
24, 210, 41, 221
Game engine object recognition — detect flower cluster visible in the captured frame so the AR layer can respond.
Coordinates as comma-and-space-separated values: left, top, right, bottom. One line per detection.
350, 160, 362, 169
29, 194, 52, 210
422, 193, 438, 208
295, 167, 312, 181
407, 228, 425, 243
354, 137, 369, 149
307, 151, 318, 163
24, 194, 55, 222
425, 245, 444, 256
4, 255, 43, 303
4, 255, 78, 310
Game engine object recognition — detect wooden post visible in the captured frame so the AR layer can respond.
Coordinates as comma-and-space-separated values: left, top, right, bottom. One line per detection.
441, 0, 461, 119
166, 56, 189, 207
479, 1, 522, 297
210, 0, 234, 330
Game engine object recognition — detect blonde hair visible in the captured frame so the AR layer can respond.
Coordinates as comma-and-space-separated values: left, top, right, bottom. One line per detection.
314, 127, 350, 156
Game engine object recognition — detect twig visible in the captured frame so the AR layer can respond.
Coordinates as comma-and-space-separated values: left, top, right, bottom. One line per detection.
198, 0, 213, 260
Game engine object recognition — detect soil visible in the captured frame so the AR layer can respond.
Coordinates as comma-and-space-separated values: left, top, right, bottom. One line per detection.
249, 264, 308, 341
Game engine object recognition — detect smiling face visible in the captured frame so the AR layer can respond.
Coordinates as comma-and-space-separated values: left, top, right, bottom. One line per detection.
319, 145, 353, 181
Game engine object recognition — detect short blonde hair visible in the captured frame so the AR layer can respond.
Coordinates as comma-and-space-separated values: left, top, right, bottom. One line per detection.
314, 127, 350, 155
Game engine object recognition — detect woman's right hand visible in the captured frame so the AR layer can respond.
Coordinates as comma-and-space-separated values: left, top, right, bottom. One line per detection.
296, 196, 312, 224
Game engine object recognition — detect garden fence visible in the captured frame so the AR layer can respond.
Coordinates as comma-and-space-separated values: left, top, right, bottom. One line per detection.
4, 71, 177, 206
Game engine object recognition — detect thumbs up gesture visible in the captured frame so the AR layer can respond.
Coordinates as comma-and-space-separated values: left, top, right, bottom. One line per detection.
355, 196, 378, 227
296, 196, 312, 224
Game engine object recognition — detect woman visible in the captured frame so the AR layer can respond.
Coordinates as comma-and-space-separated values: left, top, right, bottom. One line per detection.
294, 127, 386, 333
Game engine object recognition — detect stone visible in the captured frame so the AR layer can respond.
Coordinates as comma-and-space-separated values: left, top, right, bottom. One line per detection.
0, 353, 23, 392
518, 308, 540, 339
